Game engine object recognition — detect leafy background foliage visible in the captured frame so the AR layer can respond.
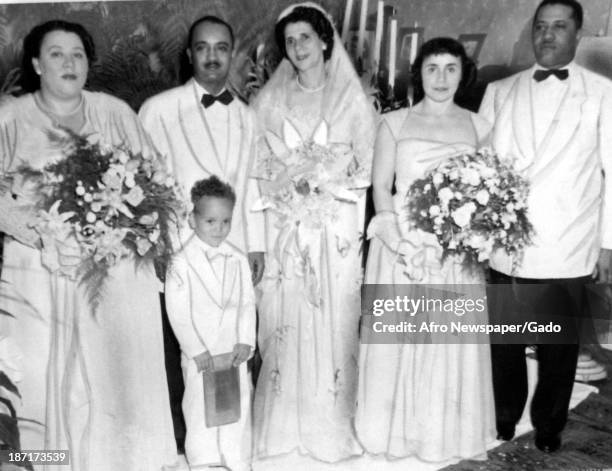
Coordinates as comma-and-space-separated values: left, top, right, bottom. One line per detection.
0, 0, 342, 109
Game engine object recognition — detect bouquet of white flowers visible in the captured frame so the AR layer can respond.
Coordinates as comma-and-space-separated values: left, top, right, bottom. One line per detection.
253, 120, 369, 229
10, 130, 184, 309
406, 147, 533, 270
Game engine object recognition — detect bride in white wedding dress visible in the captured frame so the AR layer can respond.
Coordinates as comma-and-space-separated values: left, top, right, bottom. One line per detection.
252, 2, 375, 464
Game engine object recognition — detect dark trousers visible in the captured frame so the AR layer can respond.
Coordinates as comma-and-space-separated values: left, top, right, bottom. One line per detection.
487, 269, 587, 437
159, 293, 186, 452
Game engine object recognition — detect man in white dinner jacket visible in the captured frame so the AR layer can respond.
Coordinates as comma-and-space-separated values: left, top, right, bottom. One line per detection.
139, 15, 265, 272
139, 15, 265, 453
479, 0, 612, 454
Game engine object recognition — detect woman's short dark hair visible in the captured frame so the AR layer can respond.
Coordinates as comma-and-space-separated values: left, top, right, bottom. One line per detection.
275, 6, 334, 62
411, 37, 477, 104
21, 20, 96, 93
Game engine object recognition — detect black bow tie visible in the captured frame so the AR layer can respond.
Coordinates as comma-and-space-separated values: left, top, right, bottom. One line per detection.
201, 90, 234, 108
533, 68, 569, 82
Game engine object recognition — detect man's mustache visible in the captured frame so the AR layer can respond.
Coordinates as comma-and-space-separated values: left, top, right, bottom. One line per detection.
204, 61, 222, 69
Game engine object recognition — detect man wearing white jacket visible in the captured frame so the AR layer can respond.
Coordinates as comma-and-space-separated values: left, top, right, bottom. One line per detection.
139, 15, 265, 275
480, 0, 612, 453
139, 16, 265, 452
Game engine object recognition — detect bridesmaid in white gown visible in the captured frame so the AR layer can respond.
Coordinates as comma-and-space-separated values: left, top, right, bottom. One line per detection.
356, 37, 496, 462
0, 21, 177, 471
252, 2, 375, 463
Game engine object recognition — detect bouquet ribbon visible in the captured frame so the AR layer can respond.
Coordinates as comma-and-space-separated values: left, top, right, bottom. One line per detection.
272, 222, 322, 308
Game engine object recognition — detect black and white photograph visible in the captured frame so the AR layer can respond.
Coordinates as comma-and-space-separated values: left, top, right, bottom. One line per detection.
1, 0, 612, 470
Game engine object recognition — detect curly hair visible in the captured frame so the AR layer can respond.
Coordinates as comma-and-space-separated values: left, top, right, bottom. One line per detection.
275, 6, 334, 62
411, 37, 477, 105
191, 175, 236, 210
21, 20, 96, 93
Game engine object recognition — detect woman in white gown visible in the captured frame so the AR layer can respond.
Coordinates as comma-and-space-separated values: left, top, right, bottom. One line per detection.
0, 20, 176, 470
356, 37, 496, 462
252, 3, 375, 463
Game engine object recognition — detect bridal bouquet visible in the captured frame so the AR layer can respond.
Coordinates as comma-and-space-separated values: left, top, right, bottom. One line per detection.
405, 147, 533, 269
253, 120, 369, 229
14, 131, 184, 308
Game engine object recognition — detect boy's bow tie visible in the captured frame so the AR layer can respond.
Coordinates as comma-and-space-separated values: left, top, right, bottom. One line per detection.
205, 247, 233, 260
201, 90, 234, 108
533, 69, 569, 82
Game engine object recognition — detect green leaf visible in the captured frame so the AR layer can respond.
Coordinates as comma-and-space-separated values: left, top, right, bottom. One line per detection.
0, 397, 15, 418
0, 372, 19, 398
15, 417, 43, 427
0, 413, 19, 450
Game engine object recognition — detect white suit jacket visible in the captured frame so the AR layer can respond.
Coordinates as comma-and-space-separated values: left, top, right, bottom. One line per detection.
480, 63, 612, 278
139, 79, 265, 255
165, 236, 256, 358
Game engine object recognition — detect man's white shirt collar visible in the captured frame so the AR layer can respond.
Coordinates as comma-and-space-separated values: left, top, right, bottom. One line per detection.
193, 80, 228, 98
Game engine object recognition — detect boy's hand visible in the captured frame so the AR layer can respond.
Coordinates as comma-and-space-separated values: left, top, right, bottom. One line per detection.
232, 343, 251, 366
194, 350, 214, 373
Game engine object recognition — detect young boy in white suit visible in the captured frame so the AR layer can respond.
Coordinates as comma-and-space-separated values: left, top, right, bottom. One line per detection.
165, 175, 255, 471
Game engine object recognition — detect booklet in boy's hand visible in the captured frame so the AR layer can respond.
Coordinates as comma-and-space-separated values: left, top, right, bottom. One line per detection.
202, 351, 241, 427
